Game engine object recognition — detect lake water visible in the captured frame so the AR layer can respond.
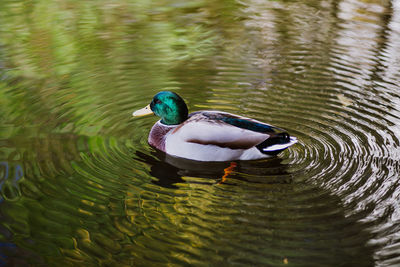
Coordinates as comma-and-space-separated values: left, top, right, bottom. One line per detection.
1, 0, 400, 266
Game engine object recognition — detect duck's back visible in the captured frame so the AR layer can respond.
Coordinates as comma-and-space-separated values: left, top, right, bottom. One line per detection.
162, 111, 296, 161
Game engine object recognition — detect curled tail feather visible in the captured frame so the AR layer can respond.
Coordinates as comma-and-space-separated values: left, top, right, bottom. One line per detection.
256, 133, 298, 155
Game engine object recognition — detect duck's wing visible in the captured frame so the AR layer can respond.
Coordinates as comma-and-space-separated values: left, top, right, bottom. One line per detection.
170, 111, 289, 150
195, 111, 285, 133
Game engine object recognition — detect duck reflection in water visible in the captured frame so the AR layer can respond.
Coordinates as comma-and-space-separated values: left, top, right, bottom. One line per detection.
134, 149, 292, 188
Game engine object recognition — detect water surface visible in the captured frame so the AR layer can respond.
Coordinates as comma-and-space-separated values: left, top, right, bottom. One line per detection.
1, 0, 400, 266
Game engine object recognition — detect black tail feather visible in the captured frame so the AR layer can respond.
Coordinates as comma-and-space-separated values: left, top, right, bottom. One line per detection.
256, 133, 295, 155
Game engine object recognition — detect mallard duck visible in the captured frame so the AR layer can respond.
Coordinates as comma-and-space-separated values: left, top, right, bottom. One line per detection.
133, 91, 297, 161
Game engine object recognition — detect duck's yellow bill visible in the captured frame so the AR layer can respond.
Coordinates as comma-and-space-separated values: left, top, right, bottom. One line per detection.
133, 104, 153, 117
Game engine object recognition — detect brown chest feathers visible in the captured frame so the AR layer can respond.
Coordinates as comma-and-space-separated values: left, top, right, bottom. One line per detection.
148, 122, 175, 152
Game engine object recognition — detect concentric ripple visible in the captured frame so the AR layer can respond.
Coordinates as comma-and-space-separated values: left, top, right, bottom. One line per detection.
1, 0, 400, 266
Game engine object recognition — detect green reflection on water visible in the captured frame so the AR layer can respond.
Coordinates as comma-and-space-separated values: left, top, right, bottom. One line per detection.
0, 0, 233, 138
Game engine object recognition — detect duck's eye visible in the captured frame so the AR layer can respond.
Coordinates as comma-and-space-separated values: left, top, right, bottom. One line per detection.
155, 99, 162, 104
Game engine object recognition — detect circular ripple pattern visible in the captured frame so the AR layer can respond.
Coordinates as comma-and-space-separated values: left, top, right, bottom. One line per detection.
1, 0, 400, 266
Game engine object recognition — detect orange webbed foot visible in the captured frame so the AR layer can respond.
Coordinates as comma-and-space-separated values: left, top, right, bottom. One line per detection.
219, 162, 237, 184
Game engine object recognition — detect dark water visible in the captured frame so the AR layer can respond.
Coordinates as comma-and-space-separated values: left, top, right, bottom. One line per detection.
1, 0, 400, 266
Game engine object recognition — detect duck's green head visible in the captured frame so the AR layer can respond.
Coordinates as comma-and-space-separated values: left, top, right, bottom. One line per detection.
133, 91, 188, 125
